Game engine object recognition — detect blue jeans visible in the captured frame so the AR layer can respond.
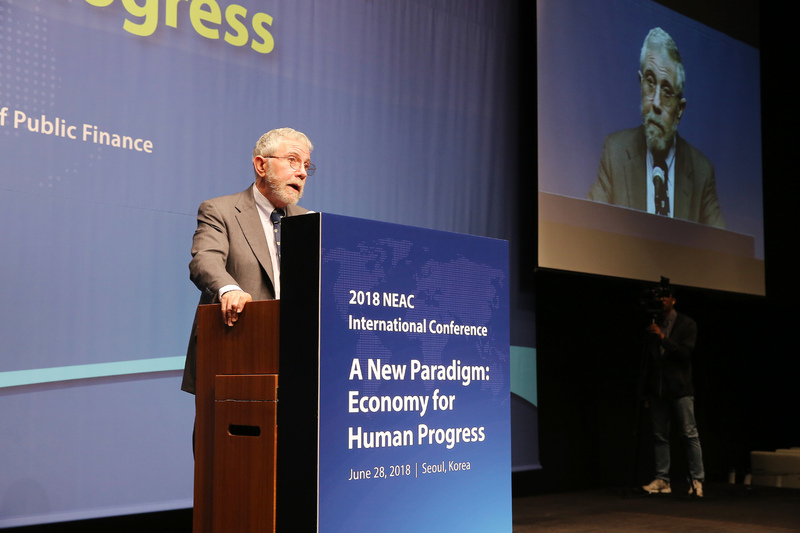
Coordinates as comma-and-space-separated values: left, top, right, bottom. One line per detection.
649, 395, 704, 482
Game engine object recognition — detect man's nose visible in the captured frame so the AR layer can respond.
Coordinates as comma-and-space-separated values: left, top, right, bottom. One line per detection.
651, 87, 663, 112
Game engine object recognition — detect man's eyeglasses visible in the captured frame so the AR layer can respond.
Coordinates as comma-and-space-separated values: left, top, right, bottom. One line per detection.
640, 75, 680, 108
265, 155, 316, 176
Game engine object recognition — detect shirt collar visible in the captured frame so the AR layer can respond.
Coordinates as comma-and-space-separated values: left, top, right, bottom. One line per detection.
252, 182, 278, 214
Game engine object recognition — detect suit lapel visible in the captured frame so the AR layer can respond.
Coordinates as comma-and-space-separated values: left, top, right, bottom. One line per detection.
234, 186, 275, 287
627, 127, 648, 211
285, 204, 307, 217
672, 135, 693, 220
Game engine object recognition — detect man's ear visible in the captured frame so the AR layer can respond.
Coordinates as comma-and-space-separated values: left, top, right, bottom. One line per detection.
677, 97, 686, 121
253, 155, 268, 177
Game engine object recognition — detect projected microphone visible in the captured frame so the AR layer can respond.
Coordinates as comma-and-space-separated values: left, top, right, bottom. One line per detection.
653, 165, 670, 216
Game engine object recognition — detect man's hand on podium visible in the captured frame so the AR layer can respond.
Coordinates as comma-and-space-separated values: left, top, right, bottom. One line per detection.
220, 290, 253, 327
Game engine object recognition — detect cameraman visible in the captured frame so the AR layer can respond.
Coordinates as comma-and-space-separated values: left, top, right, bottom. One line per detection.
640, 286, 705, 498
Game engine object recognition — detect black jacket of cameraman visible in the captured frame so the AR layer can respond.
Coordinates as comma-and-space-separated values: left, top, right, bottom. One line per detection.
641, 311, 698, 399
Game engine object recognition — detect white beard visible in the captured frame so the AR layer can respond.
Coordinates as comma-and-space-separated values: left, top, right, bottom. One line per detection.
266, 180, 302, 207
263, 167, 304, 207
642, 110, 678, 155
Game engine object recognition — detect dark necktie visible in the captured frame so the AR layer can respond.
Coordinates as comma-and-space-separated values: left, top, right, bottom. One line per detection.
270, 208, 285, 264
653, 161, 670, 216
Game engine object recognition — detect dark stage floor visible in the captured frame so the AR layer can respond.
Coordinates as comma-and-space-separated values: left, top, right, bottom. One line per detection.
512, 483, 800, 532
8, 482, 800, 532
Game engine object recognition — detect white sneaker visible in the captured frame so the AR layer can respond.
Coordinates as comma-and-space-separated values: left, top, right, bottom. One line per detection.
642, 479, 671, 494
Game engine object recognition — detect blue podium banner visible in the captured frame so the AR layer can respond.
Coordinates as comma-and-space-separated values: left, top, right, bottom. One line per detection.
311, 213, 511, 532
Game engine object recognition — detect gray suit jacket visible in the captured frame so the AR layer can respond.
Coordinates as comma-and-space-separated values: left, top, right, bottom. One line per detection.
587, 126, 725, 228
181, 185, 308, 394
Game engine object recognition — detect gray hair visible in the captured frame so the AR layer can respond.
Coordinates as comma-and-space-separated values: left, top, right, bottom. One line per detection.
640, 28, 685, 96
252, 127, 314, 159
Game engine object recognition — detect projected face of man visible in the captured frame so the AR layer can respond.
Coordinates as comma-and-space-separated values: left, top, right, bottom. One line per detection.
253, 139, 311, 208
639, 46, 686, 157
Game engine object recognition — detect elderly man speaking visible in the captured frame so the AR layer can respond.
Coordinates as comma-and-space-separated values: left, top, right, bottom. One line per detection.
182, 127, 315, 396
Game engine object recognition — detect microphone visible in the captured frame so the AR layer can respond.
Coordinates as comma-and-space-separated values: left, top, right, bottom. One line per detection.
653, 165, 669, 216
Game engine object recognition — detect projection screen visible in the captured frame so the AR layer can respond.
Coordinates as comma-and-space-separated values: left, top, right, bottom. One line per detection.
537, 0, 764, 295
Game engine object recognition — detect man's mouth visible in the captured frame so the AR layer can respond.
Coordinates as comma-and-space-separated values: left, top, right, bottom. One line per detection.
288, 183, 302, 194
646, 117, 664, 131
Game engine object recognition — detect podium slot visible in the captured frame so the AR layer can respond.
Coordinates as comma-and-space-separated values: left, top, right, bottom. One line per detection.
228, 424, 261, 437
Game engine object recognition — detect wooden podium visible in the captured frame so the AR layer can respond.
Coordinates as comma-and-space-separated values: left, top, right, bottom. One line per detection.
193, 300, 280, 533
